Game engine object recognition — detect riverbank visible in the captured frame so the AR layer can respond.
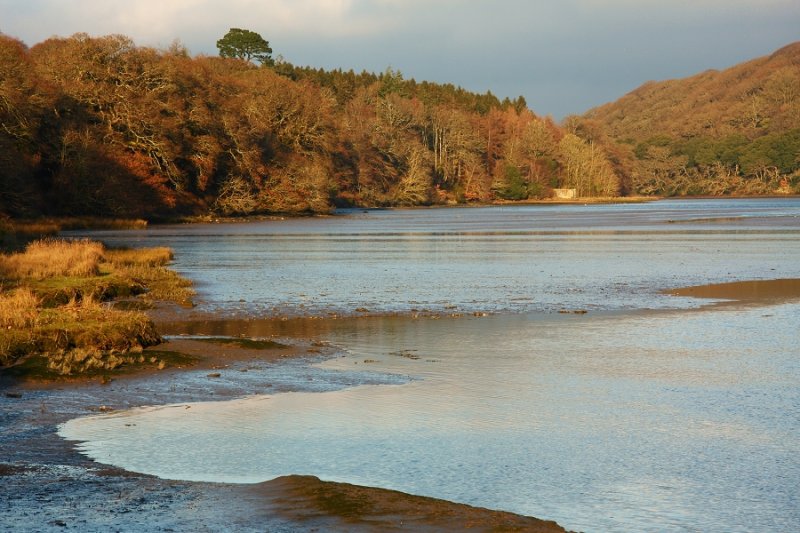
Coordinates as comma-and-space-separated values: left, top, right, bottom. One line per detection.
1, 196, 659, 234
0, 231, 571, 531
3, 206, 798, 533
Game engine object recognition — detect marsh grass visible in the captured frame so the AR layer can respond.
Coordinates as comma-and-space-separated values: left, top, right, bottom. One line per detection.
105, 246, 194, 305
0, 239, 104, 279
105, 247, 173, 267
0, 291, 161, 374
0, 288, 39, 329
1, 218, 147, 252
0, 238, 194, 377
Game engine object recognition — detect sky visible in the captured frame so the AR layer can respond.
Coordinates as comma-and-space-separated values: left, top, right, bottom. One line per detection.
2, 0, 799, 119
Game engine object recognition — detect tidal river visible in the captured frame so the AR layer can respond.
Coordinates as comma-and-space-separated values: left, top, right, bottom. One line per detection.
60, 199, 800, 532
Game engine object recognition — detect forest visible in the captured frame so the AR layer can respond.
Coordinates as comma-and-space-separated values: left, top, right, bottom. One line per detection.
0, 31, 620, 220
1, 32, 798, 221
580, 42, 800, 196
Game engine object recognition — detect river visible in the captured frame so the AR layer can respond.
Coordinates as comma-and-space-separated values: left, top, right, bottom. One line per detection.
60, 198, 800, 532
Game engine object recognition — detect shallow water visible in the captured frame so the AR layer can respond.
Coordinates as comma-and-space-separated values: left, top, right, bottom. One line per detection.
66, 198, 800, 316
60, 199, 800, 532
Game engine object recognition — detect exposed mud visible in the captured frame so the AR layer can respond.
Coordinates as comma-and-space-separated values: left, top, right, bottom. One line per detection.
664, 278, 800, 306
253, 475, 568, 532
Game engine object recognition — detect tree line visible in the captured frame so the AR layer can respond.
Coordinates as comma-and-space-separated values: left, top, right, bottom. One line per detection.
0, 32, 621, 219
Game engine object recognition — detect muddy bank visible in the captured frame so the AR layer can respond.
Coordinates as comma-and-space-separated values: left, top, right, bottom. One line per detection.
664, 278, 800, 306
0, 327, 571, 532
253, 475, 567, 532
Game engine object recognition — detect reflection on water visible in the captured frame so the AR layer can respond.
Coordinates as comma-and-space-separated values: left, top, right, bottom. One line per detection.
61, 306, 800, 533
64, 198, 800, 316
60, 199, 800, 532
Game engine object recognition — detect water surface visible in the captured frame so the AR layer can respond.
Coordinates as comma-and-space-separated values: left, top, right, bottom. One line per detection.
66, 198, 800, 316
60, 199, 800, 532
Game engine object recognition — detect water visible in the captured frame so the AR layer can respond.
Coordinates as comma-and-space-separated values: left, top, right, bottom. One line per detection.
60, 199, 800, 532
66, 198, 800, 316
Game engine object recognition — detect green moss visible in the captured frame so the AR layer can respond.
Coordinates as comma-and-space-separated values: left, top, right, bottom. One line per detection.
195, 337, 288, 350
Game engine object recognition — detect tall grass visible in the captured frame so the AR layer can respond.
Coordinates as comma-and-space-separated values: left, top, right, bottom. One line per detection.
0, 290, 162, 373
105, 247, 173, 267
0, 238, 192, 376
0, 239, 104, 280
0, 287, 39, 329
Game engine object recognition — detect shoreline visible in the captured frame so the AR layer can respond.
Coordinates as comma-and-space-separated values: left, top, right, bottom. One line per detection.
4, 277, 800, 530
0, 306, 572, 532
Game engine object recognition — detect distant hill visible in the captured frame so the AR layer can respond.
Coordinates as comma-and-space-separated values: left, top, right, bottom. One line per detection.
580, 42, 800, 196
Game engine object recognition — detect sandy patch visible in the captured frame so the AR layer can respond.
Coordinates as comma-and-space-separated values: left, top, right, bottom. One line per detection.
664, 278, 800, 306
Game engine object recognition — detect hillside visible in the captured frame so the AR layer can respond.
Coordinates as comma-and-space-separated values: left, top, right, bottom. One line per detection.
581, 42, 800, 196
0, 32, 621, 220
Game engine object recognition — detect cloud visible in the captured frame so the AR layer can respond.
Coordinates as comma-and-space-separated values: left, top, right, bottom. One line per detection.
1, 0, 798, 118
1, 0, 410, 46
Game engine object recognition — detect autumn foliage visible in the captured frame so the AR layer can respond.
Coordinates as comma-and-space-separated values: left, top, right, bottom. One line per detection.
580, 42, 800, 196
0, 32, 625, 219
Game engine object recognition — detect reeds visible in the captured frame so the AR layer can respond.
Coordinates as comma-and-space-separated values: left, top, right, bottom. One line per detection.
0, 291, 162, 374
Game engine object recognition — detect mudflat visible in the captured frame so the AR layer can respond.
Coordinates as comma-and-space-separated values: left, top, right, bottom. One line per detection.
664, 278, 800, 305
0, 319, 572, 532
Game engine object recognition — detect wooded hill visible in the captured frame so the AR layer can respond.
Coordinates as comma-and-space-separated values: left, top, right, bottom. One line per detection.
0, 33, 621, 220
579, 42, 800, 196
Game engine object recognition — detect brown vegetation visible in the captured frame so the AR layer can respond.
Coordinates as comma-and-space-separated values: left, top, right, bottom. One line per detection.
0, 238, 103, 279
0, 32, 623, 222
579, 42, 800, 196
0, 239, 193, 376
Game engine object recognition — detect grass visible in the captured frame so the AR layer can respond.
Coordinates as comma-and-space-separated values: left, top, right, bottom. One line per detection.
0, 238, 195, 378
0, 287, 39, 329
0, 238, 104, 279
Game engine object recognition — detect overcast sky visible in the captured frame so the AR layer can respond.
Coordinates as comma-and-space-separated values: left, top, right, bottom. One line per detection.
2, 0, 798, 119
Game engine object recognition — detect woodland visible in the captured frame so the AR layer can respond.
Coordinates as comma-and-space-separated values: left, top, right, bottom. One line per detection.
0, 31, 798, 220
582, 42, 800, 196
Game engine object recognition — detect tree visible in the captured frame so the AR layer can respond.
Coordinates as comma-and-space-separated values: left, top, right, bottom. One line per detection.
216, 28, 273, 65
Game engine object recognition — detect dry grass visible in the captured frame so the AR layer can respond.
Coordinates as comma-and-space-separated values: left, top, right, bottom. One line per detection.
0, 287, 39, 329
0, 220, 61, 237
0, 238, 193, 376
120, 264, 195, 304
0, 293, 162, 373
105, 247, 173, 267
0, 239, 104, 280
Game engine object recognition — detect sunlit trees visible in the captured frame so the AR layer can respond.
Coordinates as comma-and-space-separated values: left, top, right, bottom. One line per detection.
584, 41, 800, 195
0, 31, 636, 220
557, 134, 620, 197
216, 28, 273, 65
